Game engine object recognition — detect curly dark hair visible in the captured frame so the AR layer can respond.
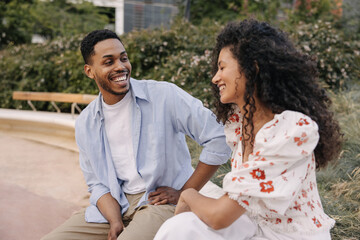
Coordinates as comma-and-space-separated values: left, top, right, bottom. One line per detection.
211, 19, 342, 168
80, 29, 122, 64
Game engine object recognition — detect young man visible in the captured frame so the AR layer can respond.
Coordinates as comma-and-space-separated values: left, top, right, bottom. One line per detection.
42, 29, 231, 240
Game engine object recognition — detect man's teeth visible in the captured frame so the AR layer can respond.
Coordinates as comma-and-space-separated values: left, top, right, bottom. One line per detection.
219, 85, 225, 91
113, 76, 127, 82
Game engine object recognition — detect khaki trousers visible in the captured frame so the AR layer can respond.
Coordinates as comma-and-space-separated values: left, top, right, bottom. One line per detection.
41, 192, 175, 240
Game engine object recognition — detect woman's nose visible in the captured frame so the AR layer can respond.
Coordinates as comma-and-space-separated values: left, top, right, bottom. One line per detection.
212, 72, 220, 84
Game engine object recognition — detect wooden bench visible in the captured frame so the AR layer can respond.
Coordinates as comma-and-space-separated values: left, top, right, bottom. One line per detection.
12, 91, 97, 116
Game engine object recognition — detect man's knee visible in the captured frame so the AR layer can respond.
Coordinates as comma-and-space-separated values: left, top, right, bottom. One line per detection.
41, 209, 109, 240
118, 204, 175, 240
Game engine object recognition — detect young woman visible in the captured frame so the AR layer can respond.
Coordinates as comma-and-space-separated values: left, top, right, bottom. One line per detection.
154, 19, 342, 240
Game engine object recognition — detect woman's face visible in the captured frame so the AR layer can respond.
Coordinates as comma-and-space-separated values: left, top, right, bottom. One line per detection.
212, 47, 247, 107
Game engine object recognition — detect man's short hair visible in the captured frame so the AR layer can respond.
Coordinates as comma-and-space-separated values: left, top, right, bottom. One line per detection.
80, 29, 122, 64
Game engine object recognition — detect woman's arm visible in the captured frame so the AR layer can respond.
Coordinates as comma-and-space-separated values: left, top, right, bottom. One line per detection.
176, 188, 246, 230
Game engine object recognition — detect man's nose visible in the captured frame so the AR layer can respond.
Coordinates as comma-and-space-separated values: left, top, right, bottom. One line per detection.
114, 59, 126, 71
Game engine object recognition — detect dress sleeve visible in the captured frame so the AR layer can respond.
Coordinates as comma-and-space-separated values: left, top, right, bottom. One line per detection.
223, 111, 319, 215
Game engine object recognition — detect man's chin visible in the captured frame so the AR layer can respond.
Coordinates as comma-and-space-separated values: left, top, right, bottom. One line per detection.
113, 88, 129, 96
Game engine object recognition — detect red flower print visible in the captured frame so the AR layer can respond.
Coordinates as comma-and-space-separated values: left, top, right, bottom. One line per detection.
293, 201, 302, 211
229, 113, 240, 122
307, 201, 315, 211
242, 200, 249, 206
281, 169, 287, 175
270, 209, 278, 213
243, 163, 249, 168
287, 218, 293, 223
260, 181, 274, 193
275, 218, 282, 224
317, 200, 322, 209
302, 189, 308, 198
294, 132, 309, 146
270, 162, 274, 166
235, 128, 241, 136
296, 118, 310, 126
301, 150, 308, 155
250, 168, 266, 180
282, 176, 288, 181
232, 176, 244, 182
265, 120, 279, 129
312, 217, 322, 228
254, 156, 266, 161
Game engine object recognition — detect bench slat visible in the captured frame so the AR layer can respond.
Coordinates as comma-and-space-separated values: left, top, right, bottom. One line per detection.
13, 91, 97, 104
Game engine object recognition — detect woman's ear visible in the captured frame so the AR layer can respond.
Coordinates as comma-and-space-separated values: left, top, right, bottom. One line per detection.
84, 64, 94, 79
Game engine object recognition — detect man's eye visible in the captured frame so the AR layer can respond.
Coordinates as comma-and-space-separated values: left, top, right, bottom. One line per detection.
105, 60, 112, 65
121, 57, 128, 61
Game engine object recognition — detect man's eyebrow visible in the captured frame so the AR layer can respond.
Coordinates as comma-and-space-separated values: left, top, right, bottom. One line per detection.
102, 51, 127, 58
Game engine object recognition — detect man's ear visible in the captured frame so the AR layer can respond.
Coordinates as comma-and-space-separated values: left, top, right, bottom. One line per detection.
84, 64, 94, 79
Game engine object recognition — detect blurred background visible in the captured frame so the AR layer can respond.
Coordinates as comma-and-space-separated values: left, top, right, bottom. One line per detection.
0, 0, 359, 239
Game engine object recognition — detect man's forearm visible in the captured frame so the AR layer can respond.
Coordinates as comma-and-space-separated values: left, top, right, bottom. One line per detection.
97, 192, 123, 225
181, 161, 219, 191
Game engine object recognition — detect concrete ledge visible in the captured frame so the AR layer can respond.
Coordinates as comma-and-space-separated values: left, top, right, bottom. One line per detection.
0, 108, 224, 198
0, 109, 78, 152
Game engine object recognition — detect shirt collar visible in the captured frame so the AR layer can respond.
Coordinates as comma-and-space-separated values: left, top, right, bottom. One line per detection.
92, 78, 148, 120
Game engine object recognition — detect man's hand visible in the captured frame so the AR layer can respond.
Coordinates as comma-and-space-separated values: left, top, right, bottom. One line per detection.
108, 221, 124, 240
148, 186, 181, 205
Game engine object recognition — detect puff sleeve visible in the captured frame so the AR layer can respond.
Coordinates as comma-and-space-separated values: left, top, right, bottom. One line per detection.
223, 110, 319, 216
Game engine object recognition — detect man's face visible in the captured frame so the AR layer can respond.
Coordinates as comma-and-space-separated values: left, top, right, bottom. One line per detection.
84, 38, 132, 105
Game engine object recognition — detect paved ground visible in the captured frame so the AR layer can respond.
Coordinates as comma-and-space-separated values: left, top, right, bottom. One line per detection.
0, 134, 89, 240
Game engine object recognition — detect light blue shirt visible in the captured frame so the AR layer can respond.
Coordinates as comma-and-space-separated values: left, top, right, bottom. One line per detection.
75, 78, 231, 223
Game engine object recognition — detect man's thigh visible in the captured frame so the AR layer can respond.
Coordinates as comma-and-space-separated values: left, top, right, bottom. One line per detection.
118, 204, 175, 240
41, 209, 109, 240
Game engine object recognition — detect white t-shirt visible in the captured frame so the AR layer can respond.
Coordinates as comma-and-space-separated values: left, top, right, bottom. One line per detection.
102, 92, 146, 194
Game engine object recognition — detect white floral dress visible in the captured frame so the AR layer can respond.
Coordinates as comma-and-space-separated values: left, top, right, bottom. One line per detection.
223, 108, 335, 235
154, 109, 335, 240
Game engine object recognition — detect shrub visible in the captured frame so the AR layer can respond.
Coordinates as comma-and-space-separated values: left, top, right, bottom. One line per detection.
289, 19, 360, 89
1, 19, 359, 112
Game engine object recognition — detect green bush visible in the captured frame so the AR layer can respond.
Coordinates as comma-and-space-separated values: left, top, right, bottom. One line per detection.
0, 35, 97, 111
1, 19, 359, 112
289, 20, 360, 89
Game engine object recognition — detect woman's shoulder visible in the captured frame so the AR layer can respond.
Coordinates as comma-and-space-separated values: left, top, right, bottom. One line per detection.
254, 110, 319, 156
260, 110, 318, 136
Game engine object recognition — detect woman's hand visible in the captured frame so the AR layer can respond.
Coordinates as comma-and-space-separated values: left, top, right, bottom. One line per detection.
175, 189, 192, 215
